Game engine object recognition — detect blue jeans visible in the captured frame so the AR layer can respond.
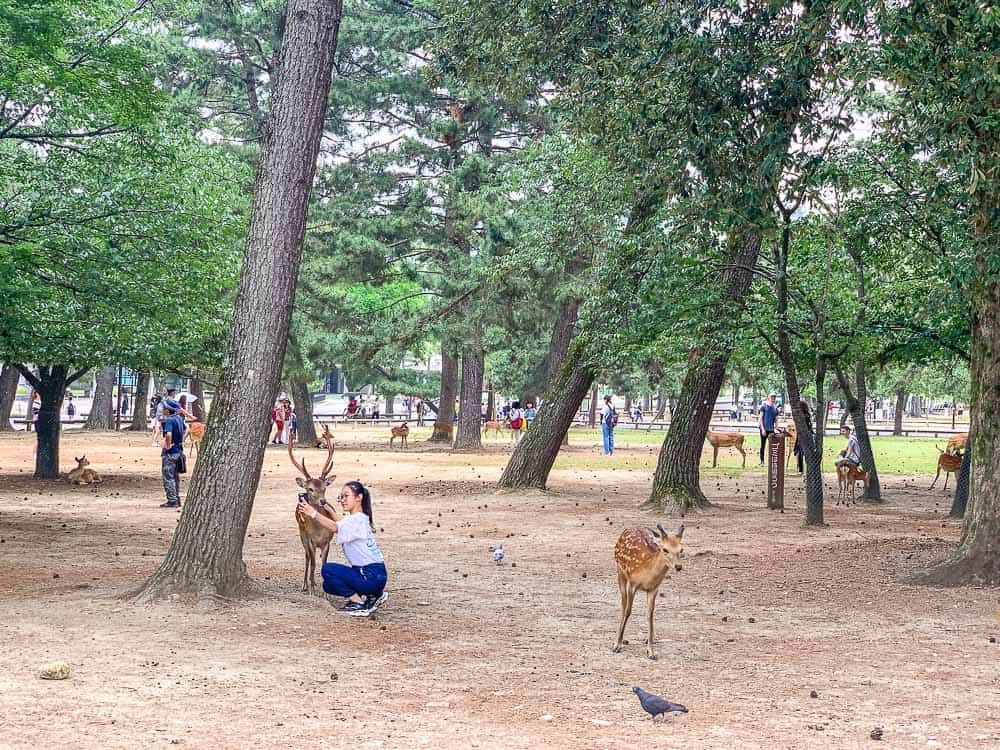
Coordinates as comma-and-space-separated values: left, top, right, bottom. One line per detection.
602, 422, 615, 454
321, 562, 387, 599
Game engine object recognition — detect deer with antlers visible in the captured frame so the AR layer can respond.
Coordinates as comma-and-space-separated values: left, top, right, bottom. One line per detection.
314, 422, 333, 450
288, 438, 339, 593
612, 523, 685, 660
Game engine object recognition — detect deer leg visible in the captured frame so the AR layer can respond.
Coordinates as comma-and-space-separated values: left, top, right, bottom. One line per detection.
612, 576, 635, 653
646, 588, 659, 660
738, 445, 746, 468
943, 472, 950, 491
302, 546, 310, 592
929, 468, 940, 490
712, 446, 718, 468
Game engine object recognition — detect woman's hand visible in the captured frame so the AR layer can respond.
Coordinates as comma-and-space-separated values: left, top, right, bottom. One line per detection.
296, 500, 317, 519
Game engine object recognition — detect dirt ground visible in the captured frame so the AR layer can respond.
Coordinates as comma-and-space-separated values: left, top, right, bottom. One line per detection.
0, 428, 997, 750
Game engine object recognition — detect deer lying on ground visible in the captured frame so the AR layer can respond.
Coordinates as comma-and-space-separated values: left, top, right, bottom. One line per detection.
945, 432, 968, 456
836, 462, 869, 505
390, 422, 410, 448
482, 420, 506, 439
431, 420, 453, 441
67, 456, 102, 485
612, 523, 685, 660
315, 423, 333, 450
185, 421, 206, 457
929, 447, 963, 491
706, 431, 746, 468
288, 439, 339, 593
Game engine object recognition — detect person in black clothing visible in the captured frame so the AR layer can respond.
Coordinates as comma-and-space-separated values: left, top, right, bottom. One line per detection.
793, 401, 812, 474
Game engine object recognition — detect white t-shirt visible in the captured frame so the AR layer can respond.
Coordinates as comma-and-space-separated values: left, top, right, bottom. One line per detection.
336, 512, 384, 567
509, 407, 524, 426
602, 402, 615, 425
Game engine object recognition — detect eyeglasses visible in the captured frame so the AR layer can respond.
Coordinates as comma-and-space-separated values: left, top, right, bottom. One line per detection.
338, 493, 351, 500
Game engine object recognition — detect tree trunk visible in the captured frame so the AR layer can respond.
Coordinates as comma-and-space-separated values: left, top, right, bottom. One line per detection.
950, 424, 973, 518
486, 383, 495, 422
429, 347, 458, 442
814, 358, 828, 462
893, 388, 905, 436
914, 269, 1000, 585
134, 0, 343, 601
15, 365, 80, 479
455, 348, 484, 449
0, 363, 19, 431
587, 386, 598, 428
128, 370, 151, 431
384, 391, 395, 417
291, 378, 317, 446
833, 359, 882, 502
498, 344, 595, 489
84, 366, 115, 431
189, 378, 207, 422
648, 232, 763, 513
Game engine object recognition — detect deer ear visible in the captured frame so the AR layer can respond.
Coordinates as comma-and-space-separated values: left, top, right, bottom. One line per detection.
676, 524, 685, 538
295, 477, 306, 488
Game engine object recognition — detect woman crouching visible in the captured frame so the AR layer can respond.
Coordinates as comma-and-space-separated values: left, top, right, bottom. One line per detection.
296, 480, 387, 617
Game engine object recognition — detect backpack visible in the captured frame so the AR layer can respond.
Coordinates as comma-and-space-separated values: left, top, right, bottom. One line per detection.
604, 406, 618, 428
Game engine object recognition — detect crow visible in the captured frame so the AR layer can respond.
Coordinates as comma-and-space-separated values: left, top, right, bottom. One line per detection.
632, 687, 688, 720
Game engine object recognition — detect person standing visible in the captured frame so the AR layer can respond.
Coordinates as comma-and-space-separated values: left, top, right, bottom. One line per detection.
282, 398, 293, 443
272, 401, 285, 444
758, 392, 779, 465
524, 401, 538, 426
30, 391, 41, 432
66, 393, 76, 423
793, 401, 812, 474
160, 398, 185, 508
508, 400, 525, 444
601, 394, 617, 455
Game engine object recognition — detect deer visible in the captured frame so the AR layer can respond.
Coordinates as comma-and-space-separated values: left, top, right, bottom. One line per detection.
288, 438, 339, 593
929, 447, 963, 491
390, 422, 410, 448
945, 432, 968, 456
705, 431, 746, 468
836, 462, 869, 505
783, 420, 797, 468
185, 421, 206, 457
482, 420, 506, 439
67, 456, 102, 485
612, 523, 685, 661
431, 420, 453, 441
314, 423, 333, 450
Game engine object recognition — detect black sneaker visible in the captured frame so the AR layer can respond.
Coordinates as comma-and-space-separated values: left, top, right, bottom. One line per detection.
365, 591, 388, 614
338, 600, 366, 614
160, 500, 181, 508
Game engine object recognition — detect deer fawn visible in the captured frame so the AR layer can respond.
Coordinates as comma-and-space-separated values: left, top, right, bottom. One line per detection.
482, 420, 505, 439
706, 431, 746, 468
185, 421, 206, 457
390, 422, 410, 448
836, 463, 869, 505
612, 523, 685, 660
67, 456, 102, 485
929, 447, 963, 491
288, 439, 339, 593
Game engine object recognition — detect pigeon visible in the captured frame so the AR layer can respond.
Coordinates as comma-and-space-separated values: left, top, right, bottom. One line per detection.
493, 544, 505, 565
632, 687, 688, 719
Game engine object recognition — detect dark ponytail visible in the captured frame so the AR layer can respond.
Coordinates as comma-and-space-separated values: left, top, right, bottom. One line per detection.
345, 480, 374, 531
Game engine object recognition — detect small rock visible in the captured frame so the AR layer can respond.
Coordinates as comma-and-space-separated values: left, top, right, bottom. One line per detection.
330, 672, 338, 681
748, 617, 756, 623
989, 636, 996, 644
870, 727, 883, 740
591, 719, 611, 727
52, 573, 59, 579
39, 661, 72, 680
810, 690, 818, 698
540, 714, 553, 722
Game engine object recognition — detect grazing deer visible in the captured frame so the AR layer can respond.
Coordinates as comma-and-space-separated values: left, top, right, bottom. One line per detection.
836, 462, 869, 505
482, 420, 506, 439
390, 422, 410, 448
67, 456, 102, 485
945, 432, 968, 456
288, 439, 339, 593
929, 447, 963, 491
612, 523, 685, 660
185, 421, 206, 457
705, 431, 746, 468
314, 423, 333, 450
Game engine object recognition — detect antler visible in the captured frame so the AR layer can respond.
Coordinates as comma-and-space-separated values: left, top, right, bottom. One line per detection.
288, 441, 311, 479
656, 523, 668, 538
319, 435, 335, 479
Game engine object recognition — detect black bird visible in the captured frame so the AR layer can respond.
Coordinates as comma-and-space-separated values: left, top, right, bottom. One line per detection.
632, 687, 689, 719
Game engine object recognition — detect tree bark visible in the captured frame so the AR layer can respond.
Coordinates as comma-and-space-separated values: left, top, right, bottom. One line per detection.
134, 0, 344, 601
913, 260, 1000, 585
813, 358, 828, 462
949, 424, 973, 518
291, 378, 317, 446
429, 347, 458, 442
0, 363, 19, 431
128, 370, 151, 431
833, 359, 882, 502
15, 365, 82, 479
648, 232, 763, 513
455, 348, 485, 449
84, 366, 115, 431
189, 378, 207, 422
893, 388, 905, 436
498, 343, 595, 489
587, 386, 598, 427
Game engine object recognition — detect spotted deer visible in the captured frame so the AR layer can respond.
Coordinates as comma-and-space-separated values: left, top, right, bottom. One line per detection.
67, 456, 102, 485
929, 447, 963, 491
482, 420, 506, 439
390, 422, 410, 448
706, 431, 746, 468
288, 439, 339, 593
185, 421, 206, 457
612, 524, 685, 660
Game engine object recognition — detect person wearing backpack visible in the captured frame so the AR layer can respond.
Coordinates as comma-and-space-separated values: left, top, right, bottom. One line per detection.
601, 394, 618, 455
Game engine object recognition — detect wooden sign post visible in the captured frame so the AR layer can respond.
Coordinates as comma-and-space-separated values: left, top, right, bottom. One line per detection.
767, 431, 785, 511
